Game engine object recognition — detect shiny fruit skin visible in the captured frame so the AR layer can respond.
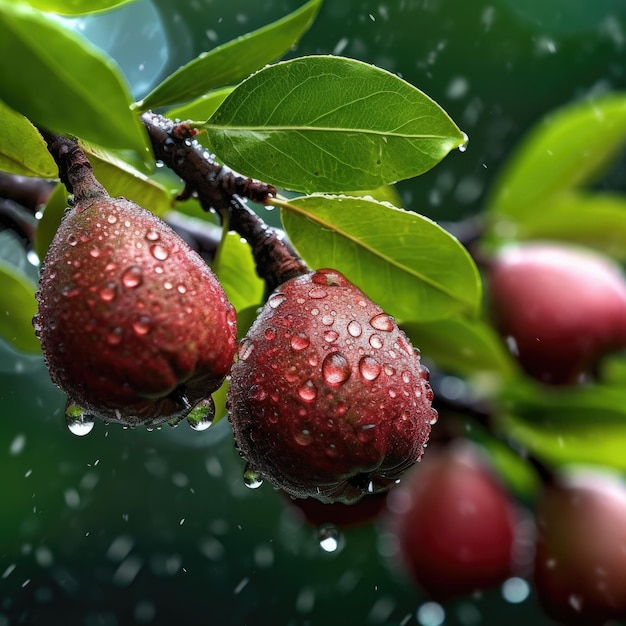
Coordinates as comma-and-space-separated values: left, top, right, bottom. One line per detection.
388, 441, 519, 601
534, 471, 626, 625
228, 268, 436, 504
34, 196, 237, 426
488, 242, 626, 385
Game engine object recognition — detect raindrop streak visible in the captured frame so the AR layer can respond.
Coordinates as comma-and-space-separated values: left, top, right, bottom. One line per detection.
318, 523, 341, 553
243, 464, 263, 489
187, 396, 215, 431
65, 403, 95, 436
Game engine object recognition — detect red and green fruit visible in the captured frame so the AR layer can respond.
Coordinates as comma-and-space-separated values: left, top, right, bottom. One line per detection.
227, 268, 437, 504
34, 193, 237, 427
488, 241, 626, 385
388, 440, 521, 601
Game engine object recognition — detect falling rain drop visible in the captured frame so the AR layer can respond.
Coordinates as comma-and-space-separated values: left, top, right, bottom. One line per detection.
243, 464, 263, 489
318, 523, 342, 553
187, 396, 215, 431
65, 403, 95, 436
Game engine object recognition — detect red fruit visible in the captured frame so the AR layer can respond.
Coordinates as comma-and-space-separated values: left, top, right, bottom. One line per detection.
388, 441, 520, 601
34, 195, 237, 427
286, 491, 389, 528
488, 242, 626, 385
227, 268, 436, 504
534, 470, 626, 625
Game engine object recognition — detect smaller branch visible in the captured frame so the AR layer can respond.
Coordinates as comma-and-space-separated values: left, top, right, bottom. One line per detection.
142, 111, 309, 292
37, 129, 107, 203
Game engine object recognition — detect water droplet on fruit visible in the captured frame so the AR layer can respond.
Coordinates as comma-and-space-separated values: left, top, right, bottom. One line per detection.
99, 284, 116, 302
65, 403, 95, 436
145, 229, 160, 242
402, 370, 411, 384
150, 244, 169, 261
67, 233, 78, 246
107, 214, 118, 224
370, 313, 394, 332
294, 428, 313, 446
321, 314, 334, 326
347, 321, 362, 337
107, 327, 123, 346
243, 464, 263, 489
187, 396, 215, 431
359, 356, 382, 381
322, 352, 351, 386
264, 327, 276, 341
132, 316, 152, 336
369, 334, 383, 349
238, 339, 254, 361
122, 266, 143, 289
318, 524, 341, 552
268, 292, 286, 308
298, 381, 318, 402
290, 334, 310, 351
89, 247, 101, 258
308, 287, 328, 299
324, 330, 339, 343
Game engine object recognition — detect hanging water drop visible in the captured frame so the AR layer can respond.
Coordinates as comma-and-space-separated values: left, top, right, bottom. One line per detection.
243, 464, 264, 489
318, 523, 342, 553
187, 396, 215, 431
65, 403, 95, 436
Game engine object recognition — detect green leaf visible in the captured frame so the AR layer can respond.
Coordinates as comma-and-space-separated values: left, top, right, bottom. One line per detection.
82, 143, 172, 216
33, 182, 67, 261
137, 0, 323, 111
24, 0, 137, 15
0, 101, 56, 177
402, 317, 517, 377
204, 56, 465, 193
0, 261, 40, 354
488, 93, 626, 219
166, 88, 234, 124
497, 380, 626, 470
280, 195, 481, 321
498, 191, 626, 261
0, 1, 149, 159
213, 231, 265, 315
500, 411, 626, 472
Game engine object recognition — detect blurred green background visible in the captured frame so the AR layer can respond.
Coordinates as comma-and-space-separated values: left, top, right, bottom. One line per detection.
2, 1, 626, 624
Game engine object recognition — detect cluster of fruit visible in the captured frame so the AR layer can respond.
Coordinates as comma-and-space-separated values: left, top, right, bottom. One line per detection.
34, 135, 437, 504
33, 131, 626, 624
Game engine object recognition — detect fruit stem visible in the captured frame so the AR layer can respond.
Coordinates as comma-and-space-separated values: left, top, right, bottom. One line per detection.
141, 111, 309, 292
37, 129, 108, 205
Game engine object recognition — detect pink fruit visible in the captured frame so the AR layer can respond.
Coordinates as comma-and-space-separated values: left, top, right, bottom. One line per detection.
488, 242, 626, 384
388, 440, 521, 601
34, 195, 237, 427
227, 268, 436, 503
534, 470, 626, 625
